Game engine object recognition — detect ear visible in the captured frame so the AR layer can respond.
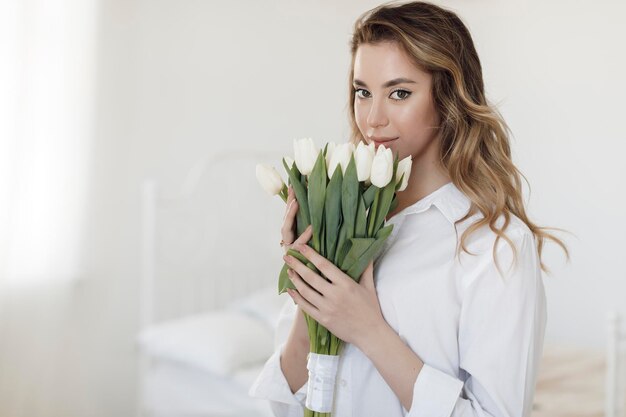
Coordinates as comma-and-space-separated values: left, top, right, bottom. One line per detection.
359, 260, 375, 290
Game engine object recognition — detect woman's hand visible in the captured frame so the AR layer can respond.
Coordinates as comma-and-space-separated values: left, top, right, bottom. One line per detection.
280, 184, 313, 348
281, 184, 308, 255
283, 243, 387, 349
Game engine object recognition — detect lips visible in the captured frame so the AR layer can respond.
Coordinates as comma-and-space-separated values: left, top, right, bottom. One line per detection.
373, 138, 398, 148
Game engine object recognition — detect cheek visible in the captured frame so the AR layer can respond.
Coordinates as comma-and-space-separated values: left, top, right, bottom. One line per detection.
395, 101, 437, 135
354, 102, 368, 131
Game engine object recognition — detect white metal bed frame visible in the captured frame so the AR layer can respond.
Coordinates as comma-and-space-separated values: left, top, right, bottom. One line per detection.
136, 149, 288, 417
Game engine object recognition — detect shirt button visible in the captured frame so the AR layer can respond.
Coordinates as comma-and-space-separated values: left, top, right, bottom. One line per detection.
340, 379, 347, 387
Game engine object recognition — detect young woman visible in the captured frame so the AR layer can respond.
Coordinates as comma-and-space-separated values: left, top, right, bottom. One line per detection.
250, 1, 569, 416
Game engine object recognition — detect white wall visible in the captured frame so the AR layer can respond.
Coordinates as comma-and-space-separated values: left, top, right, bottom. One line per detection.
1, 0, 624, 416
126, 0, 626, 349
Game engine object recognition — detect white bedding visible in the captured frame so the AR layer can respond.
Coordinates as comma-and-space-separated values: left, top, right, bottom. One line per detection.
141, 357, 273, 417
137, 286, 289, 417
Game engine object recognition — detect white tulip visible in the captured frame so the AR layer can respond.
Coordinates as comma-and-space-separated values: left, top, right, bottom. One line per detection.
363, 142, 375, 186
369, 144, 394, 187
395, 156, 413, 191
354, 141, 375, 182
255, 163, 285, 196
328, 142, 354, 178
293, 137, 319, 176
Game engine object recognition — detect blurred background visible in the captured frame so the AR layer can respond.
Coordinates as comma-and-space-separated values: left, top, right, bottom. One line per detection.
0, 0, 624, 416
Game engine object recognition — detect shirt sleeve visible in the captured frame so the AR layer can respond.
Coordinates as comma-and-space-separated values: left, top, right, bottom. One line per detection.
248, 297, 309, 417
405, 229, 547, 417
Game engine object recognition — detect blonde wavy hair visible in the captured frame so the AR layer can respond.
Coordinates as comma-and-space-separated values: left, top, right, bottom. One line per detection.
347, 1, 570, 276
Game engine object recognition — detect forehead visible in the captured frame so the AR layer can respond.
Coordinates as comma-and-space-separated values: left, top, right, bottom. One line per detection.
353, 42, 429, 84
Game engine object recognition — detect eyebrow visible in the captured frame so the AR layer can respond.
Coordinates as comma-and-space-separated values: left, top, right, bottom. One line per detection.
352, 77, 417, 88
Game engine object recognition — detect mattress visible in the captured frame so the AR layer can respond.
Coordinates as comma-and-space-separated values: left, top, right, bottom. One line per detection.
140, 356, 274, 417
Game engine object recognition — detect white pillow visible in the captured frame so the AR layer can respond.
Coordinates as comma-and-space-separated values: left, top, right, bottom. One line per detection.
136, 310, 274, 376
226, 285, 289, 331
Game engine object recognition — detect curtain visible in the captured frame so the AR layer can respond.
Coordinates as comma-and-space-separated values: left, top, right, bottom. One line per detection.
0, 0, 97, 415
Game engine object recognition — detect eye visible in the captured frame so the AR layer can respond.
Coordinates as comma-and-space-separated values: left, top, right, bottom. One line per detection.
390, 89, 411, 100
354, 88, 370, 99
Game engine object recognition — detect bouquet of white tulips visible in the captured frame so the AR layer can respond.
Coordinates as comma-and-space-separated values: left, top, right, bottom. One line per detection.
256, 138, 412, 417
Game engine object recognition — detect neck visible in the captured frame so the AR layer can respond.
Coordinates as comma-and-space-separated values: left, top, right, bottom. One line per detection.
387, 156, 451, 220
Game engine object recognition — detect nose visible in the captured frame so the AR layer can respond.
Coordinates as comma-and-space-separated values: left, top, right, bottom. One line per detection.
366, 97, 388, 129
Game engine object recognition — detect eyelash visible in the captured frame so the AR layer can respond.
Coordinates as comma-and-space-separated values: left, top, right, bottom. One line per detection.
354, 88, 412, 101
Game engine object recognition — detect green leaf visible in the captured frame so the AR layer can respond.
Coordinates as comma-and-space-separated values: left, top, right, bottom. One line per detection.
278, 263, 296, 294
395, 172, 405, 192
339, 237, 376, 273
286, 248, 321, 275
389, 194, 399, 215
341, 155, 359, 241
307, 151, 327, 252
282, 158, 310, 236
367, 187, 380, 237
324, 167, 343, 262
286, 248, 308, 264
363, 183, 377, 208
334, 221, 348, 266
346, 224, 394, 280
375, 223, 394, 240
372, 175, 396, 236
355, 193, 367, 238
369, 152, 400, 237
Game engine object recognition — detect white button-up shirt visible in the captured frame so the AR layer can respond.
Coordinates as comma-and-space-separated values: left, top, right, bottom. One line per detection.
249, 181, 547, 417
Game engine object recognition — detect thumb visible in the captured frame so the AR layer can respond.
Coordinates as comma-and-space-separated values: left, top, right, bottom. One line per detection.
360, 260, 375, 290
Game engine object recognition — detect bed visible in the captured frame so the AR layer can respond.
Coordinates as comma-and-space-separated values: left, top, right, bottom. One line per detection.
134, 149, 291, 417
136, 285, 291, 417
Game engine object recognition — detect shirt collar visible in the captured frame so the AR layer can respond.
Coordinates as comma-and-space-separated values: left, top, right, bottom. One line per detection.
396, 181, 472, 225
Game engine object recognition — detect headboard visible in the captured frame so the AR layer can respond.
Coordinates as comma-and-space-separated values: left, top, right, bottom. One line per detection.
139, 149, 288, 329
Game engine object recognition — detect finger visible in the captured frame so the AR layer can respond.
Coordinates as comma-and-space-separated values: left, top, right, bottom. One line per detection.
294, 224, 313, 245
292, 242, 348, 286
284, 251, 333, 296
281, 202, 299, 241
287, 267, 327, 306
281, 199, 299, 234
287, 287, 320, 321
283, 185, 295, 215
282, 198, 296, 221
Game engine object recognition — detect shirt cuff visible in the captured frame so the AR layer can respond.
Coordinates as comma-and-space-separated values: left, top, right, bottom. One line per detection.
248, 343, 308, 407
405, 363, 464, 417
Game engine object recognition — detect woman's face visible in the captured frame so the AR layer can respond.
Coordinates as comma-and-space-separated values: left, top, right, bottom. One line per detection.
353, 42, 441, 163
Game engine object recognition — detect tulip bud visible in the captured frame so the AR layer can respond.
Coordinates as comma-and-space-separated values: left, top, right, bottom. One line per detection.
255, 164, 285, 196
293, 137, 319, 176
369, 144, 394, 187
395, 156, 412, 192
328, 142, 354, 178
354, 141, 375, 182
